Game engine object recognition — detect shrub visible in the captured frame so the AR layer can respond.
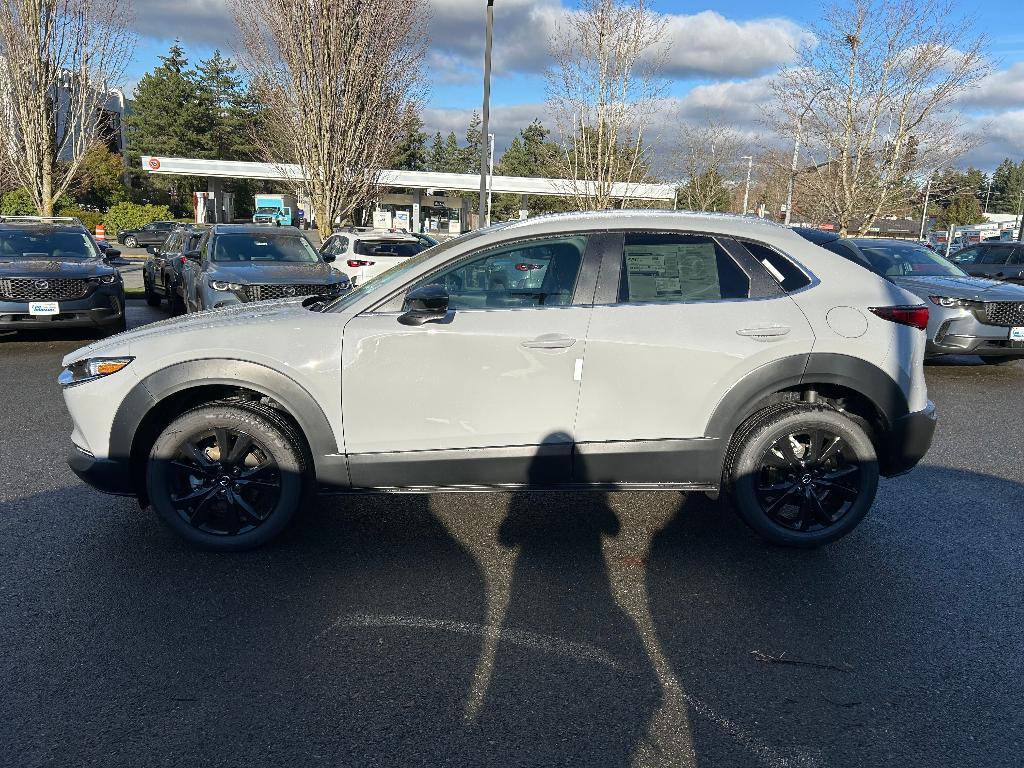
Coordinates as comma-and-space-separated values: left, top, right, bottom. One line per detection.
103, 202, 174, 236
1, 187, 38, 216
58, 206, 104, 232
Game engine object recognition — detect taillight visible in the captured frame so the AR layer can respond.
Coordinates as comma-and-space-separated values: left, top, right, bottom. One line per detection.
869, 305, 929, 330
347, 259, 374, 268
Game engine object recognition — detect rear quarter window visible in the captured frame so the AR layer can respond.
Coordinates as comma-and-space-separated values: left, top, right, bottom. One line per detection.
740, 240, 811, 292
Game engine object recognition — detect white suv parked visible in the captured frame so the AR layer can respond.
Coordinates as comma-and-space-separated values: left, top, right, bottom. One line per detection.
60, 212, 936, 551
319, 228, 427, 285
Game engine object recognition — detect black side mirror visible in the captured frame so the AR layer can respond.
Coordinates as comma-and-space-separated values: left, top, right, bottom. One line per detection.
183, 249, 201, 262
146, 245, 158, 255
103, 249, 121, 263
322, 253, 336, 263
398, 284, 449, 326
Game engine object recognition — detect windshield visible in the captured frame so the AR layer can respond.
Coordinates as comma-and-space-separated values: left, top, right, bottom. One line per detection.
323, 232, 481, 312
853, 240, 967, 278
212, 233, 320, 263
354, 239, 425, 258
0, 230, 99, 260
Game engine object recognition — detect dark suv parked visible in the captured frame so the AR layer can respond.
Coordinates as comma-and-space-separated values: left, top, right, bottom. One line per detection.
117, 221, 177, 249
143, 224, 208, 314
949, 242, 1024, 285
180, 224, 350, 312
0, 216, 126, 335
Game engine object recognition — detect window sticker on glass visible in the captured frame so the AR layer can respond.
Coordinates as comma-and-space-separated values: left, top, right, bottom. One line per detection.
625, 242, 720, 301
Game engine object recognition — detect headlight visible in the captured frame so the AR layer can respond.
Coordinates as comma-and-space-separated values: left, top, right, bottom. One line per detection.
928, 296, 981, 308
89, 274, 119, 284
209, 280, 243, 292
58, 357, 134, 387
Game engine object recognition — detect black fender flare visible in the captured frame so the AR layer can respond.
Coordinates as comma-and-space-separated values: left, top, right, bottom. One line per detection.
704, 352, 909, 442
110, 358, 341, 482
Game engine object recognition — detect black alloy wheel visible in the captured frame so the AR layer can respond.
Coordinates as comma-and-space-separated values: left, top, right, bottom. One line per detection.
754, 429, 862, 532
727, 406, 878, 547
166, 427, 282, 536
147, 405, 308, 550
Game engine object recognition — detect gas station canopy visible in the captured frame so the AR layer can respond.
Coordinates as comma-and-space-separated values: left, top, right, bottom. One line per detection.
140, 156, 677, 202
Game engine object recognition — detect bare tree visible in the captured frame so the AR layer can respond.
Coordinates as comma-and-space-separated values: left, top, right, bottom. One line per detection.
674, 118, 750, 213
772, 0, 989, 236
232, 0, 425, 237
546, 0, 668, 210
0, 0, 133, 216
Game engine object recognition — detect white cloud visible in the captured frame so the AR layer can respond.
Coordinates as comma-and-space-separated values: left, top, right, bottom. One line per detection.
659, 12, 812, 79
127, 0, 811, 81
958, 63, 1024, 110
958, 110, 1024, 168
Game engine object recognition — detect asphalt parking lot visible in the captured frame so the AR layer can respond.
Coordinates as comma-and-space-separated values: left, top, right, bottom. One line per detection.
1, 304, 1022, 768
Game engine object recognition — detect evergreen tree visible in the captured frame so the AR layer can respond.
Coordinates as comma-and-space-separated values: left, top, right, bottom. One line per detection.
125, 43, 206, 159
442, 131, 462, 173
936, 191, 985, 229
390, 106, 428, 171
463, 111, 483, 174
195, 51, 257, 161
990, 158, 1024, 214
427, 132, 446, 172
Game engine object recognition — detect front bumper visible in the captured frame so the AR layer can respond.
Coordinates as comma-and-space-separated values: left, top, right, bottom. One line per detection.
0, 289, 124, 330
879, 401, 937, 477
927, 310, 1024, 357
68, 446, 136, 496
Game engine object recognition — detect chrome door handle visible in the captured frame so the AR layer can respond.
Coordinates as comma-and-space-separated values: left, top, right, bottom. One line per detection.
521, 333, 576, 349
736, 325, 792, 338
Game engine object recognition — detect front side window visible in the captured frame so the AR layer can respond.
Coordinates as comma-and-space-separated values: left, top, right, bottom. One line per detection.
951, 247, 978, 264
416, 235, 587, 310
321, 236, 347, 257
618, 233, 749, 303
211, 233, 320, 263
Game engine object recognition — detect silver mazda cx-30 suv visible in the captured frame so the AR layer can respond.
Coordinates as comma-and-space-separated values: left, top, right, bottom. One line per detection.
59, 212, 936, 551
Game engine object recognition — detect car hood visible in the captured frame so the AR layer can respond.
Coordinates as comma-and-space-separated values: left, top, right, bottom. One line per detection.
893, 275, 1024, 301
208, 262, 338, 283
62, 298, 312, 364
0, 258, 112, 278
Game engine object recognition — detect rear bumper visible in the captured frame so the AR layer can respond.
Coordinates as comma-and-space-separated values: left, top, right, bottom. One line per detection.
879, 401, 937, 477
68, 447, 136, 496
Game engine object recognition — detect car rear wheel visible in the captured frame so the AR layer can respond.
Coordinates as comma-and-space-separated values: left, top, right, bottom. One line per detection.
124, 235, 138, 248
147, 404, 309, 551
725, 405, 879, 548
143, 279, 162, 307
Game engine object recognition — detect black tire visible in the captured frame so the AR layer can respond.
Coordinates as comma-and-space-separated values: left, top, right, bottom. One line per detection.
144, 280, 162, 307
169, 287, 186, 315
146, 404, 309, 551
725, 405, 879, 548
981, 356, 1024, 365
124, 235, 138, 249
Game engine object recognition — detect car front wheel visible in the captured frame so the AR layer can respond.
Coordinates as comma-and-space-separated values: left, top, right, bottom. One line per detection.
725, 405, 879, 548
146, 404, 309, 551
124, 235, 138, 248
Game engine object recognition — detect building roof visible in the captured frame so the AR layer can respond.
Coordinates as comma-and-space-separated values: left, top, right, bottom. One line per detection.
140, 156, 677, 202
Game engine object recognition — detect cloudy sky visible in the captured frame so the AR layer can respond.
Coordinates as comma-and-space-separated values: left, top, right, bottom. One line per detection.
124, 0, 1024, 170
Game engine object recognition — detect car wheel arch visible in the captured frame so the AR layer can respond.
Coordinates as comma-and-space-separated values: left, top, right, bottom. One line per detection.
705, 353, 905, 448
111, 359, 340, 500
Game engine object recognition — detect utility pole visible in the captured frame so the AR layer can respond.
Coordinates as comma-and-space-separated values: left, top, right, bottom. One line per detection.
984, 178, 992, 214
919, 176, 932, 240
486, 132, 495, 226
1017, 186, 1023, 242
478, 0, 494, 230
741, 155, 753, 216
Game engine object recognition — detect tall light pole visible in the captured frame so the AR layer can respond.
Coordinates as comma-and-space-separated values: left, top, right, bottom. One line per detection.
478, 0, 494, 230
919, 176, 932, 240
984, 178, 993, 214
783, 87, 828, 226
740, 155, 753, 216
486, 132, 495, 226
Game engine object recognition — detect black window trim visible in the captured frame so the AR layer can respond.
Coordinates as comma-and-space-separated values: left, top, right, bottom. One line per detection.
593, 229, 784, 308
368, 230, 604, 315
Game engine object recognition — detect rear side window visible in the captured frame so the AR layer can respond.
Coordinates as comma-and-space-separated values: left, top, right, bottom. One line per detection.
1010, 247, 1024, 265
978, 245, 1011, 264
740, 240, 811, 292
618, 233, 749, 303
